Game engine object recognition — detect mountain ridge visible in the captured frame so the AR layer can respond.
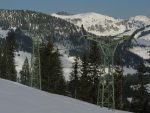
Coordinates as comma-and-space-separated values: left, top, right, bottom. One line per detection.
51, 12, 150, 36
1, 9, 150, 78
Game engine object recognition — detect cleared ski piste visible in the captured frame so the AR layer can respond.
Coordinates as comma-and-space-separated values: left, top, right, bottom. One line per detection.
0, 79, 131, 113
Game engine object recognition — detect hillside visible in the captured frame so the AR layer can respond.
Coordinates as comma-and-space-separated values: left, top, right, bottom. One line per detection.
52, 12, 126, 36
0, 78, 131, 113
1, 9, 150, 78
51, 12, 150, 36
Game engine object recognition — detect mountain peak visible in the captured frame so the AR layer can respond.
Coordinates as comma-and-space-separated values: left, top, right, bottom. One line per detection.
51, 12, 125, 36
129, 15, 150, 25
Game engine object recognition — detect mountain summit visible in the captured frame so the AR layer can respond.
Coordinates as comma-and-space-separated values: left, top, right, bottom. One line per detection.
52, 12, 150, 36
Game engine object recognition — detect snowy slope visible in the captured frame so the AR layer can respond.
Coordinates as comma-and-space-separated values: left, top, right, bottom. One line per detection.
147, 84, 150, 93
51, 12, 150, 37
15, 51, 31, 77
59, 50, 75, 80
14, 50, 74, 80
52, 12, 126, 36
123, 66, 137, 75
129, 16, 150, 26
0, 78, 131, 113
129, 27, 150, 60
0, 28, 9, 38
129, 47, 150, 59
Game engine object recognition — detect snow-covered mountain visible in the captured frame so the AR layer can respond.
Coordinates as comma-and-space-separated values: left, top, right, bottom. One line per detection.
52, 12, 150, 36
52, 12, 126, 36
129, 15, 150, 26
0, 78, 131, 113
0, 9, 84, 80
51, 12, 150, 74
1, 9, 150, 78
129, 27, 150, 60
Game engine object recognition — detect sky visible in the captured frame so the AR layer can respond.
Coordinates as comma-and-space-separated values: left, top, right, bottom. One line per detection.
0, 0, 150, 19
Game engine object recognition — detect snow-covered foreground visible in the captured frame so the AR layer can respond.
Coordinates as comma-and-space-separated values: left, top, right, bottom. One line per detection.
0, 79, 131, 113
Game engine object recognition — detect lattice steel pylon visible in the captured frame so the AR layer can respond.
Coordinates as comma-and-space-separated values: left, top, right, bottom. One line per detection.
23, 30, 42, 90
81, 32, 125, 109
96, 37, 118, 109
31, 35, 41, 89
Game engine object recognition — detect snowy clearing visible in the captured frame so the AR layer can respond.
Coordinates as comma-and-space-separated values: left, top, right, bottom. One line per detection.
0, 28, 9, 38
15, 51, 31, 77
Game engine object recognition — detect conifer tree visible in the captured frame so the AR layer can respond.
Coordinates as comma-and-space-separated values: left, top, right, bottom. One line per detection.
1, 31, 17, 81
0, 48, 2, 77
40, 39, 66, 95
52, 50, 66, 95
114, 57, 124, 109
68, 56, 80, 98
20, 57, 31, 86
88, 41, 100, 104
79, 53, 93, 103
131, 62, 148, 113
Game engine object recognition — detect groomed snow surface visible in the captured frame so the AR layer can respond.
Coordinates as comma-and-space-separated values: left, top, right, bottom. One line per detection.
0, 79, 131, 113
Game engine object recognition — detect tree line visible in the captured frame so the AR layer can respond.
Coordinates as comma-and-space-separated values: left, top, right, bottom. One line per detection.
0, 30, 150, 113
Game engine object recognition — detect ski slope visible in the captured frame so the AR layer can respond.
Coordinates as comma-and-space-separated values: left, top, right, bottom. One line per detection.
0, 79, 131, 113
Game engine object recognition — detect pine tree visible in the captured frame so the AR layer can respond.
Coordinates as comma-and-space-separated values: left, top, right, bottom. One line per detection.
131, 62, 148, 113
68, 56, 80, 98
40, 39, 66, 95
0, 48, 2, 77
88, 41, 100, 104
1, 31, 17, 81
20, 57, 31, 86
114, 57, 124, 110
52, 50, 66, 95
40, 40, 53, 92
79, 53, 93, 103
0, 47, 7, 79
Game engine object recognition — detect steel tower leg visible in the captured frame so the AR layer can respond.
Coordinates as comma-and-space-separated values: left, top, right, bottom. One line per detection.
31, 37, 42, 89
97, 38, 117, 109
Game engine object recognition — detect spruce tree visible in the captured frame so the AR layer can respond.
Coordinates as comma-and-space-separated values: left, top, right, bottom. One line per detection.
0, 48, 2, 77
79, 53, 93, 103
40, 39, 66, 95
114, 58, 124, 110
68, 56, 80, 98
20, 57, 31, 86
40, 40, 53, 92
131, 63, 148, 113
1, 31, 17, 81
88, 41, 100, 104
52, 50, 66, 95
0, 47, 7, 79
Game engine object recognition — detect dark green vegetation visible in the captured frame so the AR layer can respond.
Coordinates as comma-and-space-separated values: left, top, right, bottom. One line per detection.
40, 39, 66, 95
0, 30, 17, 81
0, 10, 150, 113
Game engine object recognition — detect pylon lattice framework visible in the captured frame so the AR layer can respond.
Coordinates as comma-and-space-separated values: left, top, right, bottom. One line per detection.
82, 35, 121, 109
97, 37, 118, 109
31, 36, 41, 89
23, 30, 43, 90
